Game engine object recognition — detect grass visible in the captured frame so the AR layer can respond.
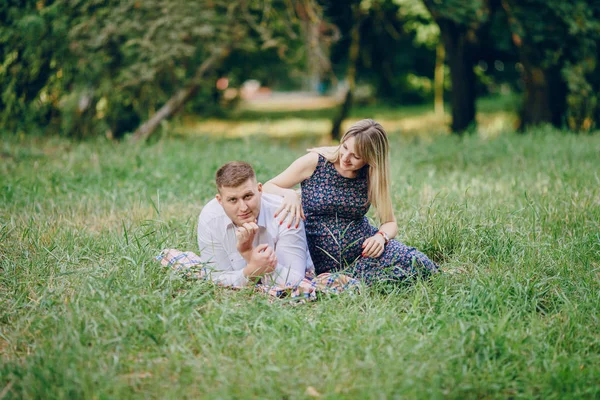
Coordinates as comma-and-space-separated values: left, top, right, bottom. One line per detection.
177, 94, 520, 140
1, 118, 599, 398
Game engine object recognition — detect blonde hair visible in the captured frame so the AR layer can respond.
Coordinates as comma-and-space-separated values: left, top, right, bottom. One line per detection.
311, 119, 394, 223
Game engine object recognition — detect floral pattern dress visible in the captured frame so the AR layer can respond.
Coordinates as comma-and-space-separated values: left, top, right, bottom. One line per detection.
301, 155, 439, 284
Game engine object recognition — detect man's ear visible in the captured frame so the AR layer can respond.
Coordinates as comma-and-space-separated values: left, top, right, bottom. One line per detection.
257, 182, 263, 192
216, 193, 223, 205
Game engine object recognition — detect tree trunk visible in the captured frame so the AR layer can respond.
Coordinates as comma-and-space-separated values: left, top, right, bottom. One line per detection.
331, 89, 354, 141
131, 48, 230, 142
520, 65, 551, 128
518, 64, 566, 130
434, 42, 445, 118
439, 20, 476, 133
331, 6, 361, 141
501, 0, 566, 130
304, 18, 321, 93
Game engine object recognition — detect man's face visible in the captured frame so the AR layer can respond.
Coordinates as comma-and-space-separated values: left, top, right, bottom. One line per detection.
216, 178, 262, 226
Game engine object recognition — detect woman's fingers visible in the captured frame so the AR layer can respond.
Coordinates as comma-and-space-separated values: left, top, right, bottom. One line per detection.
362, 237, 384, 258
274, 204, 285, 218
275, 204, 291, 224
276, 204, 304, 228
275, 194, 303, 227
362, 239, 375, 257
289, 207, 300, 228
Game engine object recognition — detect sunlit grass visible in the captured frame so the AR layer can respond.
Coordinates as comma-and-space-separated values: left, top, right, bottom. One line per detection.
177, 94, 519, 141
1, 115, 599, 398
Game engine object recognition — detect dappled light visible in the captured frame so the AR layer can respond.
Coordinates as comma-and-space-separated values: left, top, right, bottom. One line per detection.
176, 96, 518, 141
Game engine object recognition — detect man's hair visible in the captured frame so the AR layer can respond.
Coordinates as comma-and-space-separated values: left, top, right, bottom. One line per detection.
215, 161, 256, 190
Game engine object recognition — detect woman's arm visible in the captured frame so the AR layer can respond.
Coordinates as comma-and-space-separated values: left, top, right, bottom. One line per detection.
263, 152, 319, 228
378, 219, 398, 240
362, 217, 399, 259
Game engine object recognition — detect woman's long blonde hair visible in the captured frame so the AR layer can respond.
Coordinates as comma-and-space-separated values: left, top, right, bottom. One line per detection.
311, 119, 393, 224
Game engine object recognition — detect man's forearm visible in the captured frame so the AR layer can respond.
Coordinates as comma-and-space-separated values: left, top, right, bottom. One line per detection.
272, 263, 304, 286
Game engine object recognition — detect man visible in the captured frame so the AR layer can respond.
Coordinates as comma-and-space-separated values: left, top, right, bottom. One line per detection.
197, 161, 313, 287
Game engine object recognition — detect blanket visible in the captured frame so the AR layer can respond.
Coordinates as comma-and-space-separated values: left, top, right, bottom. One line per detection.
156, 249, 360, 302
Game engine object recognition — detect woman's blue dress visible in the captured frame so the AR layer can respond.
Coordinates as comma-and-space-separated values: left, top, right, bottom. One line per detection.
301, 155, 439, 283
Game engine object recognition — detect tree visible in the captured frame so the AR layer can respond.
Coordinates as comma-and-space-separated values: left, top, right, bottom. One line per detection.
1, 0, 325, 139
421, 0, 493, 133
0, 1, 77, 135
395, 0, 444, 116
69, 0, 324, 141
325, 0, 439, 140
501, 0, 600, 131
330, 1, 363, 141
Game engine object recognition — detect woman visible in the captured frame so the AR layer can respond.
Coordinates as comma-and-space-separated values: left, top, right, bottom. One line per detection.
263, 119, 439, 284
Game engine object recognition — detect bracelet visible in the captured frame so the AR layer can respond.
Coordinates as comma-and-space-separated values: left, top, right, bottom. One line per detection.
376, 231, 389, 245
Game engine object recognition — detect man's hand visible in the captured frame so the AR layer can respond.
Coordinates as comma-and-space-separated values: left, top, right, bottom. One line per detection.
243, 244, 278, 281
236, 221, 259, 261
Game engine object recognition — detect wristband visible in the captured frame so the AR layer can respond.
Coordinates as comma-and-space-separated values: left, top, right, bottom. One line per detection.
376, 231, 389, 245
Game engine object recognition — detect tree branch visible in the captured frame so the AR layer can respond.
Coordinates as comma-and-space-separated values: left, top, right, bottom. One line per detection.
130, 47, 230, 142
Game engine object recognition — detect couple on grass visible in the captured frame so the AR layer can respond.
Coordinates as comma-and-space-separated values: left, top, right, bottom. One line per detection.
196, 119, 439, 288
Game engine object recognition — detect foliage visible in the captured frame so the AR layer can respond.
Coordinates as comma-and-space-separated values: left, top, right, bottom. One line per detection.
395, 0, 439, 48
0, 1, 74, 135
501, 0, 600, 130
1, 123, 599, 397
0, 0, 321, 138
2, 0, 599, 136
322, 0, 440, 104
558, 2, 600, 131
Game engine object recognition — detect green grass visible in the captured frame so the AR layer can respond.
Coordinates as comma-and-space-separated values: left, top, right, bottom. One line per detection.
1, 124, 599, 398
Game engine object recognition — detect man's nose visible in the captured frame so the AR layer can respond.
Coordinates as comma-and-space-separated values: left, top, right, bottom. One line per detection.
239, 201, 249, 212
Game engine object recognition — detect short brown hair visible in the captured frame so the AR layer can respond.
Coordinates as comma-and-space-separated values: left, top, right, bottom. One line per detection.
215, 161, 256, 190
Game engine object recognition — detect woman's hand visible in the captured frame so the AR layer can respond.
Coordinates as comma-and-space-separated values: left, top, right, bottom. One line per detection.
274, 190, 305, 229
361, 234, 386, 258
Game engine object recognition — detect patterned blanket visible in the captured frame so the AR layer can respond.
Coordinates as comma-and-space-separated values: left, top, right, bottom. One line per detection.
156, 249, 360, 302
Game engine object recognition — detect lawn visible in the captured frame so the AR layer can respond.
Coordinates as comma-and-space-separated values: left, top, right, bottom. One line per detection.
1, 113, 599, 398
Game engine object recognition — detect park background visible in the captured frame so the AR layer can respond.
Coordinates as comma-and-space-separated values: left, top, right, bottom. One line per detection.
1, 0, 599, 398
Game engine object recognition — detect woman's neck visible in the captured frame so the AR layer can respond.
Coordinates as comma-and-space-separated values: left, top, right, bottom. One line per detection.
333, 160, 359, 178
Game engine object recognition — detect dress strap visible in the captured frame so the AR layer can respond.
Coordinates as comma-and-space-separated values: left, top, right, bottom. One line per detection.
315, 153, 328, 171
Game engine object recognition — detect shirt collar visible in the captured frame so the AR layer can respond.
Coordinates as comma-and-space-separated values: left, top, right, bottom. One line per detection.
256, 205, 267, 228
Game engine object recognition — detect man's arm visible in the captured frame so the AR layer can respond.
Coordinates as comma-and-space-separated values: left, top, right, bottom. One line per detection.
197, 217, 249, 287
270, 223, 310, 286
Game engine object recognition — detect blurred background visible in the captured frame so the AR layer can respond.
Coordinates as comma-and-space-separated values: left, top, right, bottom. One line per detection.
1, 0, 599, 141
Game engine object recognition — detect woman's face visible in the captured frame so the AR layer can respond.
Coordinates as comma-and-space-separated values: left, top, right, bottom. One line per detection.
339, 136, 367, 172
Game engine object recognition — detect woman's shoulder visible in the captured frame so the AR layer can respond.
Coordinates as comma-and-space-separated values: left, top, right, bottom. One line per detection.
296, 151, 320, 168
307, 146, 338, 160
281, 151, 319, 182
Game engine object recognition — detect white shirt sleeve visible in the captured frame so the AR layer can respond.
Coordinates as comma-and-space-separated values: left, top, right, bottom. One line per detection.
269, 223, 309, 287
197, 213, 249, 287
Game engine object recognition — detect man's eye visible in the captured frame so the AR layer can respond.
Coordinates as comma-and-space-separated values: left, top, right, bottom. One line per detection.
229, 199, 236, 203
244, 194, 253, 200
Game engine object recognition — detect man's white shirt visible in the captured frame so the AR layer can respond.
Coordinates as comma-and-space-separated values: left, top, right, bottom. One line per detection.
197, 193, 313, 286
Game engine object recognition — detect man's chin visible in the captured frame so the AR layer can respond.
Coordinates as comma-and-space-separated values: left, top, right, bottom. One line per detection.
237, 215, 255, 224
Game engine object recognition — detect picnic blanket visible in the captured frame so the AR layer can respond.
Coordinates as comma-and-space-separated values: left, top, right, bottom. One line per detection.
156, 249, 360, 302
